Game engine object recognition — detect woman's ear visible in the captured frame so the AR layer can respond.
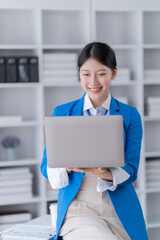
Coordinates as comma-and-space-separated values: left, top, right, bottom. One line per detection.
111, 67, 118, 79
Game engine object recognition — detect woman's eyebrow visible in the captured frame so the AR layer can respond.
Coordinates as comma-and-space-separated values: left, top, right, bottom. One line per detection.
81, 69, 107, 72
97, 69, 107, 72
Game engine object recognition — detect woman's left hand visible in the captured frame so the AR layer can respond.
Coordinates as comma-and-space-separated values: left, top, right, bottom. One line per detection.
66, 168, 113, 180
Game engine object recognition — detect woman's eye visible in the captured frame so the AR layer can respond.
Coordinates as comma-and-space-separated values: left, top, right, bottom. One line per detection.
98, 73, 106, 76
83, 73, 89, 76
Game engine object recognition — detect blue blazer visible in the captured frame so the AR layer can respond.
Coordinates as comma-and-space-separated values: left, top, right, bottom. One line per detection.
41, 95, 148, 240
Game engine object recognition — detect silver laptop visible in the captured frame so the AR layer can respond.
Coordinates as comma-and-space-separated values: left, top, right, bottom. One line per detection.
44, 115, 125, 168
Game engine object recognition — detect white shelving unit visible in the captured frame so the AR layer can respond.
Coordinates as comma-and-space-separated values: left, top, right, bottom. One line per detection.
0, 0, 160, 239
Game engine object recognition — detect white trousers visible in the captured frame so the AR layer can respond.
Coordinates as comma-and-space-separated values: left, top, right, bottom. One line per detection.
59, 177, 131, 240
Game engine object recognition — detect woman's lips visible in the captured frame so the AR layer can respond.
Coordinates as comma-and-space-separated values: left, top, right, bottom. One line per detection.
88, 87, 102, 93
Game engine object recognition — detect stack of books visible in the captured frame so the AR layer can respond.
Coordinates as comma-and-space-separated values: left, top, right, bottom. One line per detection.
146, 159, 160, 189
146, 97, 160, 116
0, 167, 33, 204
0, 211, 32, 233
43, 53, 78, 83
144, 69, 160, 81
116, 68, 130, 82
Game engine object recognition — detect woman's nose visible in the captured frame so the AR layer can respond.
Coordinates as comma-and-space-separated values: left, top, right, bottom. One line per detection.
90, 74, 98, 85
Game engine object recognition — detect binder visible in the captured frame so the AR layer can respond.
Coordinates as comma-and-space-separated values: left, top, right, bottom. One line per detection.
29, 57, 39, 82
0, 57, 5, 83
5, 57, 17, 83
18, 57, 29, 82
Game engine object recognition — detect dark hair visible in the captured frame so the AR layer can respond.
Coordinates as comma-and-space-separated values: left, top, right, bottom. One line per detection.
78, 42, 117, 72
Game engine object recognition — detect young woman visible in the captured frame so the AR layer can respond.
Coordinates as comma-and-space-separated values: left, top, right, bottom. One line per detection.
41, 42, 148, 240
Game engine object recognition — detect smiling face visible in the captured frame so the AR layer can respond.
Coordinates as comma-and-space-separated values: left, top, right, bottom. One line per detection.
79, 58, 117, 108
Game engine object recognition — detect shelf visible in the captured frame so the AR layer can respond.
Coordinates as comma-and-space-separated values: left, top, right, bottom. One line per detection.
0, 83, 40, 88
147, 222, 160, 229
111, 80, 138, 86
144, 116, 160, 122
0, 158, 40, 167
42, 44, 139, 50
42, 44, 84, 50
0, 2, 160, 237
111, 44, 139, 49
42, 81, 81, 87
146, 188, 160, 194
0, 45, 39, 49
0, 121, 42, 128
143, 44, 160, 49
145, 152, 160, 158
0, 196, 42, 206
143, 80, 160, 85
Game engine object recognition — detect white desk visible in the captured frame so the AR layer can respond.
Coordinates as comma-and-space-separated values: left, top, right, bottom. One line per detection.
0, 215, 55, 240
26, 214, 52, 226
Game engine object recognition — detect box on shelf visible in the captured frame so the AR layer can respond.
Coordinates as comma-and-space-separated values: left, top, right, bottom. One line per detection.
145, 97, 160, 116
144, 69, 160, 81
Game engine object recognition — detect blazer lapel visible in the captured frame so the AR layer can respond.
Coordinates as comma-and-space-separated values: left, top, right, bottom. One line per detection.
109, 95, 120, 116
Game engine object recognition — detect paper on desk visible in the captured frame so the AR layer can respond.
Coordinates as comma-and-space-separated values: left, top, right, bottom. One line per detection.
2, 224, 56, 240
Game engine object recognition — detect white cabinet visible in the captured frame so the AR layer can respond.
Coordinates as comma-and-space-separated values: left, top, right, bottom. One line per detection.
0, 0, 160, 238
